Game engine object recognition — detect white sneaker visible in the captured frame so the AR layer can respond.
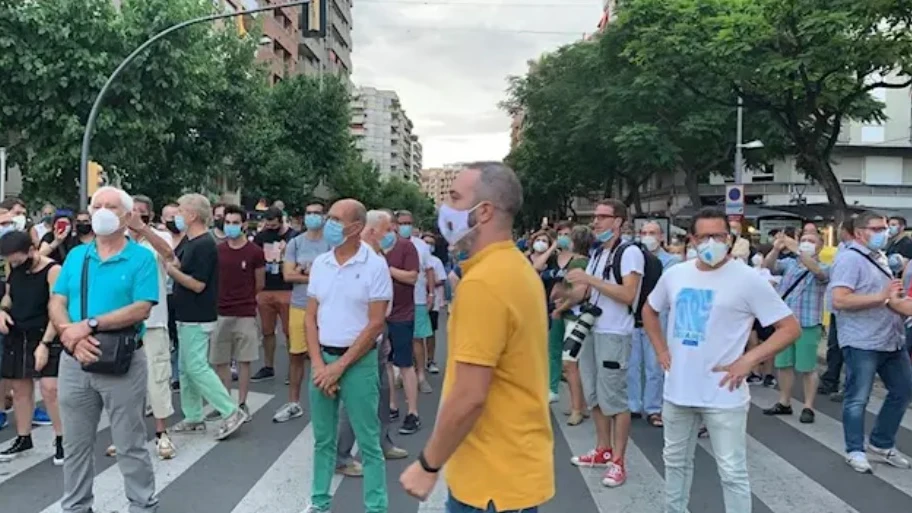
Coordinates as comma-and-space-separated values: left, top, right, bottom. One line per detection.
303, 503, 329, 513
273, 402, 304, 423
157, 433, 176, 460
867, 444, 911, 469
846, 451, 873, 473
548, 392, 559, 403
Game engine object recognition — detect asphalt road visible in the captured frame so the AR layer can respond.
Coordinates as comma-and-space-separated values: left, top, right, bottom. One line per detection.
1, 315, 910, 513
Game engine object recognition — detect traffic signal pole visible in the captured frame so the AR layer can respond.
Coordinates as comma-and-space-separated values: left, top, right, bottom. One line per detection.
78, 0, 311, 209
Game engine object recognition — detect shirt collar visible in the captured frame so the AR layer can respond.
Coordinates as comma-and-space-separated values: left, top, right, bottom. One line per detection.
461, 240, 515, 273
327, 241, 371, 268
88, 240, 132, 263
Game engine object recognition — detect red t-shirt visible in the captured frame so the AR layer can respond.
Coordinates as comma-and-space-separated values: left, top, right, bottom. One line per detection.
217, 241, 266, 317
385, 237, 419, 322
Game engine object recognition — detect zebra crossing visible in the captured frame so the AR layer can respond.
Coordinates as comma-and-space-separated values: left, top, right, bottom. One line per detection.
0, 349, 910, 512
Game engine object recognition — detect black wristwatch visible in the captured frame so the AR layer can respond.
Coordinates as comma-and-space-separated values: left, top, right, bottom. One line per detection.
418, 451, 440, 473
87, 318, 99, 334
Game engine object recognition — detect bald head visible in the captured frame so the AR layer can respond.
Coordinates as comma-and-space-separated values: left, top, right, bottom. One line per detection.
328, 198, 367, 225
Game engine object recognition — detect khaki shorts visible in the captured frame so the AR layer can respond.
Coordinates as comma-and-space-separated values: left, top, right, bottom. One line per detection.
288, 306, 308, 355
210, 316, 261, 365
144, 327, 174, 419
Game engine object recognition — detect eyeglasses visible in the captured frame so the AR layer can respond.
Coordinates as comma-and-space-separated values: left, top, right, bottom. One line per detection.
692, 233, 730, 244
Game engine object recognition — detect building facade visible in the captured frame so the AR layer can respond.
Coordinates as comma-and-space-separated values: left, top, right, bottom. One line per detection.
351, 87, 421, 182
420, 164, 464, 207
220, 0, 301, 85
298, 0, 353, 82
409, 135, 423, 182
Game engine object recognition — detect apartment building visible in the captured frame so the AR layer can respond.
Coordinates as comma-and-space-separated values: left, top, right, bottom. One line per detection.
351, 87, 421, 181
409, 135, 423, 182
420, 164, 464, 207
221, 0, 300, 85
298, 0, 353, 82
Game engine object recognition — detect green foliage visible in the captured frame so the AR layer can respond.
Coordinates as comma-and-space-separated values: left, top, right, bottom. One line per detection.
621, 0, 912, 217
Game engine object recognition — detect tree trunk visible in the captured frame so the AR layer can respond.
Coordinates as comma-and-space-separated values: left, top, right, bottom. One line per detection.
684, 169, 702, 208
798, 154, 848, 224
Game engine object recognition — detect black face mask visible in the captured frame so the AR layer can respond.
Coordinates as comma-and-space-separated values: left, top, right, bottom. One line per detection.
214, 218, 225, 231
75, 223, 92, 235
140, 215, 151, 225
165, 221, 180, 234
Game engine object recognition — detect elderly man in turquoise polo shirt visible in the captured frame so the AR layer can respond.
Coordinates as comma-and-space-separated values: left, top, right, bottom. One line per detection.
49, 186, 161, 513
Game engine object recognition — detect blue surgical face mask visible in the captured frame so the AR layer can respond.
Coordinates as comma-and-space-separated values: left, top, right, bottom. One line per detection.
596, 229, 614, 243
305, 214, 324, 231
867, 230, 888, 251
556, 235, 571, 250
888, 225, 900, 237
224, 224, 242, 239
398, 225, 413, 239
324, 220, 347, 247
379, 231, 396, 252
0, 225, 12, 236
174, 215, 187, 233
621, 234, 633, 243
454, 250, 469, 262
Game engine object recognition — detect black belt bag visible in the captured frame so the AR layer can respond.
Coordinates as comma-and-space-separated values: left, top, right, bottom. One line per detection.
78, 248, 138, 376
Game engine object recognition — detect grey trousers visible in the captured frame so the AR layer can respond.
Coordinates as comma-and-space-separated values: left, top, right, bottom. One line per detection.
337, 348, 393, 466
58, 350, 158, 513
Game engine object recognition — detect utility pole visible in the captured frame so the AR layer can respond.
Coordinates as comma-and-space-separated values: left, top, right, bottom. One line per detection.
0, 147, 6, 201
734, 96, 744, 184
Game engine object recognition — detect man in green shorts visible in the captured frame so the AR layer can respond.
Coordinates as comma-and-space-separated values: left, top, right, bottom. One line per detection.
761, 230, 830, 423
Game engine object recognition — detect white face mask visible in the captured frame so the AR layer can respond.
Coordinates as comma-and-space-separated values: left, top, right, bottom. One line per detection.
532, 240, 548, 253
751, 254, 763, 267
641, 235, 660, 252
92, 208, 122, 236
437, 203, 480, 245
696, 239, 728, 267
798, 241, 816, 255
11, 215, 26, 231
686, 248, 698, 260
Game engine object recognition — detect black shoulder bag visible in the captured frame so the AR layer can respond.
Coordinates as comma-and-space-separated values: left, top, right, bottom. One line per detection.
78, 248, 139, 375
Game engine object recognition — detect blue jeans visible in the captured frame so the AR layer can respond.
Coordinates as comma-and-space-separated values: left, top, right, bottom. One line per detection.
628, 327, 663, 415
842, 347, 912, 454
446, 494, 538, 513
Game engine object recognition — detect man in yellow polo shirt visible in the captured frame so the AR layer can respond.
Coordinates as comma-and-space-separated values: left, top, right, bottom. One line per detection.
400, 162, 554, 512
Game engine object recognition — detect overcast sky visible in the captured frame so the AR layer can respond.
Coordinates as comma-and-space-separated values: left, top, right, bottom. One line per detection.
350, 0, 602, 167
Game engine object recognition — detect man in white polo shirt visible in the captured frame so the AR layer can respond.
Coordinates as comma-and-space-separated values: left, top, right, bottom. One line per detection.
305, 199, 393, 513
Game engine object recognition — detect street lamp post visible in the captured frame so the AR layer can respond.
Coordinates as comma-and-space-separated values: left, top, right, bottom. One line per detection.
735, 96, 744, 184
78, 0, 310, 209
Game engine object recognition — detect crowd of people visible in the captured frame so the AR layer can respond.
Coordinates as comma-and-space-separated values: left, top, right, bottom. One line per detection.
0, 160, 910, 513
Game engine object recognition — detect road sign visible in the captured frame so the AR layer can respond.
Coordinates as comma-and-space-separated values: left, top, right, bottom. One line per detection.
725, 185, 745, 215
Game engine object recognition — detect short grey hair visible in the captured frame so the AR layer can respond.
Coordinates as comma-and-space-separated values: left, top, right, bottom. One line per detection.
91, 186, 134, 213
352, 202, 367, 225
465, 161, 523, 220
366, 209, 391, 227
642, 220, 664, 234
133, 194, 154, 213
177, 193, 212, 225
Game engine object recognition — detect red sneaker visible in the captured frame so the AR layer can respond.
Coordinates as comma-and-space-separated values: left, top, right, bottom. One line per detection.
571, 447, 613, 467
602, 461, 627, 487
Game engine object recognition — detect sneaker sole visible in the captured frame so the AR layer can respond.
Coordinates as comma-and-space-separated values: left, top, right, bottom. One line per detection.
602, 479, 626, 487
215, 414, 247, 441
571, 460, 609, 468
398, 426, 419, 435
273, 410, 304, 423
32, 421, 53, 427
847, 462, 873, 473
250, 376, 276, 383
53, 457, 64, 466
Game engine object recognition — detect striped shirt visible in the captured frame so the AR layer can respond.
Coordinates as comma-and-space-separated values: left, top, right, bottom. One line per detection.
774, 258, 830, 327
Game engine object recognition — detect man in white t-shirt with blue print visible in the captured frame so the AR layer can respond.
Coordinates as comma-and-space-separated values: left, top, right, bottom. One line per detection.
565, 198, 643, 489
642, 207, 800, 513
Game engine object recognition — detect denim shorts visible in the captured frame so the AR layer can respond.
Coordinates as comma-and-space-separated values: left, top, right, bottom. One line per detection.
387, 320, 415, 368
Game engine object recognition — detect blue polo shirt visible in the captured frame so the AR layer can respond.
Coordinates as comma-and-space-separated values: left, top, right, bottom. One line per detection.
52, 241, 160, 337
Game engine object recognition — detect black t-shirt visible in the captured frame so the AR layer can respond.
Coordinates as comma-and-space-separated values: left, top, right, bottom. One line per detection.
40, 232, 86, 265
253, 228, 297, 291
887, 236, 912, 259
172, 233, 219, 323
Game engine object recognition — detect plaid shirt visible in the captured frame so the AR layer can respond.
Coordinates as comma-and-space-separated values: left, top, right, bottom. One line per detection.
775, 258, 830, 327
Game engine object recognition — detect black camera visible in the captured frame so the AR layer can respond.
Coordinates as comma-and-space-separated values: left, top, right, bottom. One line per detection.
562, 303, 603, 362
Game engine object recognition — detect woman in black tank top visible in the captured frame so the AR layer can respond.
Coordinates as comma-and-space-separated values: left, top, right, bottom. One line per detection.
0, 231, 64, 464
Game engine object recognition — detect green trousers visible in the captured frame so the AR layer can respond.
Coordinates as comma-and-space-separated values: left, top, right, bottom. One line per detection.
177, 322, 237, 422
548, 317, 566, 394
310, 349, 387, 513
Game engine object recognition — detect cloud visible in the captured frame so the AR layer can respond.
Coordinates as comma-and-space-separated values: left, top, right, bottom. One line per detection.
351, 0, 601, 167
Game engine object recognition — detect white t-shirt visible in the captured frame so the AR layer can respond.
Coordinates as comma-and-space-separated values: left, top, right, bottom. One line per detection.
137, 228, 174, 329
587, 244, 644, 335
428, 255, 446, 311
647, 259, 793, 409
410, 236, 433, 305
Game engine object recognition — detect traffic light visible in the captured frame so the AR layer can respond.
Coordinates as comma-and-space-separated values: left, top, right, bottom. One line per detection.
301, 0, 326, 38
87, 161, 106, 198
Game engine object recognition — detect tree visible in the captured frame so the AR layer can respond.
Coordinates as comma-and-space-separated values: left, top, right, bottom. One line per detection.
0, 0, 266, 209
622, 0, 912, 220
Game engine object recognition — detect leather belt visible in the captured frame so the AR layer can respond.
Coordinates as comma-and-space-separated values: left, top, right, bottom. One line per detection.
320, 345, 348, 356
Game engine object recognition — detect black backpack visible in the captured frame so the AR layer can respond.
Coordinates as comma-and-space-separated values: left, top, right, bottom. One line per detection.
610, 242, 664, 328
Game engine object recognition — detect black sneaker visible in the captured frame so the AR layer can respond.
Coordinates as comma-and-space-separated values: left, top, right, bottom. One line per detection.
53, 436, 64, 466
746, 373, 763, 386
762, 403, 792, 416
799, 408, 815, 424
389, 408, 399, 421
398, 414, 421, 435
0, 435, 34, 462
763, 374, 778, 388
251, 367, 275, 383
170, 381, 180, 393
